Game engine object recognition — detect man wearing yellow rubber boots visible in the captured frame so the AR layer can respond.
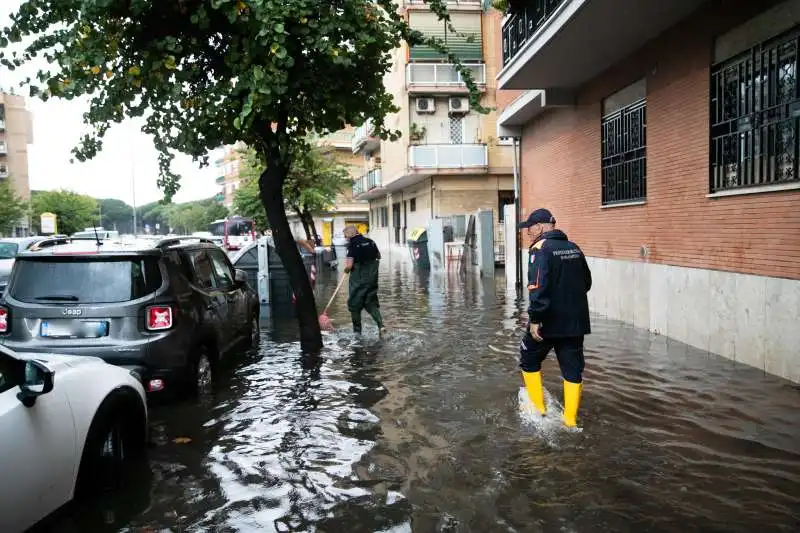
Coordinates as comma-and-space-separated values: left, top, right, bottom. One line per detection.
518, 208, 592, 427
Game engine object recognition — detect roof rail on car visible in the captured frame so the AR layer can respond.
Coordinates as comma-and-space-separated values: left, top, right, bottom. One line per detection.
155, 237, 217, 248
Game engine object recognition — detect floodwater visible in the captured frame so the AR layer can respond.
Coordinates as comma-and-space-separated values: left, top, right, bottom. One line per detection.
49, 260, 800, 533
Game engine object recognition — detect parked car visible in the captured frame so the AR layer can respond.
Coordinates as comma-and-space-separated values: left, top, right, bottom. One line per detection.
0, 237, 260, 398
0, 345, 148, 533
0, 236, 70, 296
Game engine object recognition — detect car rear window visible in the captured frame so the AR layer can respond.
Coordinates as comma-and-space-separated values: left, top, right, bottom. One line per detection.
10, 257, 163, 304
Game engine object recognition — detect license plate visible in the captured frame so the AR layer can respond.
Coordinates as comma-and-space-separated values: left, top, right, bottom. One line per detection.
40, 320, 109, 339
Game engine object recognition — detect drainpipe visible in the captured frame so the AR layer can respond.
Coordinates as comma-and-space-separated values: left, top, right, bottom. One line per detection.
512, 136, 522, 291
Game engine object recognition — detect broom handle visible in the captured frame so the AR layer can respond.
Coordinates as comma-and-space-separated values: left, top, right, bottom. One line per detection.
323, 272, 349, 314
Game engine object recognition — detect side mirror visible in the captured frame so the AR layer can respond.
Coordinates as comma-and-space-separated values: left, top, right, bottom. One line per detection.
234, 269, 248, 286
17, 360, 54, 408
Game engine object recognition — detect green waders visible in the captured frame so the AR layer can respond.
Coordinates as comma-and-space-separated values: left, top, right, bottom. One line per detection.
347, 259, 383, 334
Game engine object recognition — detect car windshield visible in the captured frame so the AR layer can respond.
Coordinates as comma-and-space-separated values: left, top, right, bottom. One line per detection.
10, 257, 163, 304
0, 242, 19, 259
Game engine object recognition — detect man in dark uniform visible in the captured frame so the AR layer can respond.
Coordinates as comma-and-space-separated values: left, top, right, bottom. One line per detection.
343, 225, 386, 336
518, 208, 592, 427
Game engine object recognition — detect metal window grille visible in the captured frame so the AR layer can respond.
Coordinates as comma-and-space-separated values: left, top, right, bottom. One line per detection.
449, 116, 463, 144
601, 99, 647, 205
710, 27, 800, 193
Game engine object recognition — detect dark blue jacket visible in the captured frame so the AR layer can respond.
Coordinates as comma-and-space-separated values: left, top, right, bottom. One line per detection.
527, 230, 592, 338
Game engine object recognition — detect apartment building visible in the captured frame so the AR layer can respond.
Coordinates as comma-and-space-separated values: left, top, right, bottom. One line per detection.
287, 129, 370, 244
497, 0, 800, 382
352, 1, 516, 253
214, 143, 245, 209
0, 91, 33, 236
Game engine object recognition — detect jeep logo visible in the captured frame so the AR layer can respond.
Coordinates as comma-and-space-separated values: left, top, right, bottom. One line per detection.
63, 308, 83, 317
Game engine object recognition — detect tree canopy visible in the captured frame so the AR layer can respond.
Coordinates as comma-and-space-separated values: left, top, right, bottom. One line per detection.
31, 189, 98, 235
234, 142, 351, 239
0, 180, 28, 236
1, 0, 486, 351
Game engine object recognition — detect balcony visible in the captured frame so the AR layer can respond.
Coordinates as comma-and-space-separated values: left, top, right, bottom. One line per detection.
214, 192, 225, 203
409, 144, 488, 171
353, 168, 383, 200
0, 166, 8, 179
215, 175, 225, 184
351, 119, 380, 155
0, 141, 6, 155
0, 119, 5, 131
405, 0, 482, 10
498, 0, 706, 91
406, 63, 486, 94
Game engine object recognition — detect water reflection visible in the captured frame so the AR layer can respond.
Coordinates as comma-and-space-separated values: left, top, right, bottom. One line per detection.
43, 259, 800, 533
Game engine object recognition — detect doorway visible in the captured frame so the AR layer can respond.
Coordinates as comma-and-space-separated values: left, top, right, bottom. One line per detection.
392, 202, 401, 244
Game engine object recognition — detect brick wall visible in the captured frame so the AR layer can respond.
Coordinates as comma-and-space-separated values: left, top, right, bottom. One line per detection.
520, 0, 800, 280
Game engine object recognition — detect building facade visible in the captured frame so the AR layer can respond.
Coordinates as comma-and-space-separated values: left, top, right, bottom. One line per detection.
353, 1, 516, 254
497, 0, 800, 382
287, 129, 370, 244
214, 143, 245, 209
0, 92, 33, 236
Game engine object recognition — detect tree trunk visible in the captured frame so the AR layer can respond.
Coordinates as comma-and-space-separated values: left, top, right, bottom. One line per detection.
294, 206, 311, 240
302, 208, 319, 243
260, 153, 323, 353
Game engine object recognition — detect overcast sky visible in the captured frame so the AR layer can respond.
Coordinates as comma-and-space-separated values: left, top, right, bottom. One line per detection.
0, 2, 223, 206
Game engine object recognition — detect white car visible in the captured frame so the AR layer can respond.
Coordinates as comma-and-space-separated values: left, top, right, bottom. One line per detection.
0, 347, 148, 533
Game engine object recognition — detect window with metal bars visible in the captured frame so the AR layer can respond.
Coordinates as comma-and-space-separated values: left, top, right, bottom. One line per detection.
710, 27, 800, 193
600, 80, 647, 205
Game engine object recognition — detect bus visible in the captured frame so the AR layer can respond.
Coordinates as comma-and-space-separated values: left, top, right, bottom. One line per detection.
208, 216, 257, 251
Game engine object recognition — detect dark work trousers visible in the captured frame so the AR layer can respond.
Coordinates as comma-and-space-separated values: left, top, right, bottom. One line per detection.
519, 332, 585, 384
347, 260, 383, 333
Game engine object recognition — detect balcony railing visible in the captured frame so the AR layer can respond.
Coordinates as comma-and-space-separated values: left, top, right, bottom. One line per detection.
0, 167, 8, 178
351, 118, 377, 153
0, 141, 6, 155
405, 0, 481, 6
353, 168, 382, 196
502, 0, 566, 67
409, 144, 488, 169
406, 63, 486, 88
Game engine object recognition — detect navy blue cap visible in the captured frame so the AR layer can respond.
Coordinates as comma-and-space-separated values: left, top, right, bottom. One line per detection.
519, 208, 555, 229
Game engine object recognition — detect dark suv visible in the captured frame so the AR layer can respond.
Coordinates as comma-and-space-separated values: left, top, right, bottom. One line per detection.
0, 238, 259, 397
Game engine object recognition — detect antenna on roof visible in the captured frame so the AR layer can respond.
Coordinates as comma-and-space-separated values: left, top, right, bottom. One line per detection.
92, 222, 103, 247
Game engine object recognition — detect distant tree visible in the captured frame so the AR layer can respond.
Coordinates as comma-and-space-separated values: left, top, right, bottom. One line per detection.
2, 0, 484, 352
283, 145, 351, 242
166, 198, 228, 234
97, 197, 133, 233
0, 180, 28, 236
234, 144, 350, 240
31, 190, 97, 235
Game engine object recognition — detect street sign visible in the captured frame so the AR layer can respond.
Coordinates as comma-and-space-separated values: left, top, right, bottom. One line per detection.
40, 213, 57, 235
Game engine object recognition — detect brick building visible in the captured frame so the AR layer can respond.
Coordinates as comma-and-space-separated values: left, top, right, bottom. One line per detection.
498, 0, 800, 381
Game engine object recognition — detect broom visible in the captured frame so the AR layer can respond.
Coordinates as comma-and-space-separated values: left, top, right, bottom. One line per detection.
318, 272, 349, 330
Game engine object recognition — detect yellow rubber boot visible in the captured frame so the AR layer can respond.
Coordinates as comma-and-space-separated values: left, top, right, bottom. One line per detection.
522, 371, 546, 415
562, 380, 582, 428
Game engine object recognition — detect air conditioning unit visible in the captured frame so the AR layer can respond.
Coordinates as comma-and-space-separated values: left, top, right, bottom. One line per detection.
415, 97, 436, 114
448, 97, 469, 114
0, 166, 8, 178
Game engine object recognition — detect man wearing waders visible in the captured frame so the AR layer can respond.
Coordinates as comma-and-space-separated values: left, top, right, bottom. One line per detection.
343, 225, 386, 336
519, 209, 592, 427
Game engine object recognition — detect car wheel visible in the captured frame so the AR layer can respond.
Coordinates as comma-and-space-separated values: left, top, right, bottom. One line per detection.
192, 348, 213, 395
75, 396, 147, 497
248, 314, 260, 348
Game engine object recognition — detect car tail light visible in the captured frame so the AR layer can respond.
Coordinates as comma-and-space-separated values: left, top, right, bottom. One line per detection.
0, 307, 8, 333
145, 305, 173, 331
147, 379, 165, 392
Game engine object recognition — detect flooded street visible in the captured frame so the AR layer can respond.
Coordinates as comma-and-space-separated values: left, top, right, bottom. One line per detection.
51, 260, 799, 533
